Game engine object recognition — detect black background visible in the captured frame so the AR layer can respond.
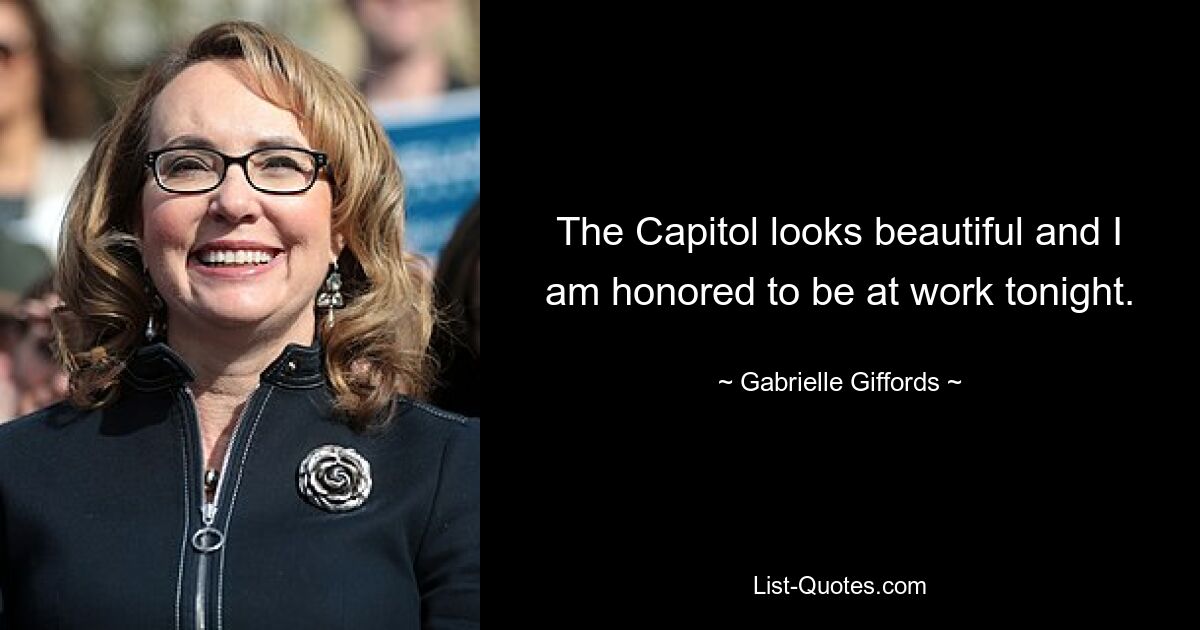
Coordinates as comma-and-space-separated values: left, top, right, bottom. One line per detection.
493, 6, 1183, 624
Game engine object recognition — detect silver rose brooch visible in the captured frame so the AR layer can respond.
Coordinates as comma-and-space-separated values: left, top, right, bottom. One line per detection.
298, 445, 373, 513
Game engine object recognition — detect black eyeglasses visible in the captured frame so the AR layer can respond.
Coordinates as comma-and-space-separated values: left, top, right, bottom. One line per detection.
145, 146, 329, 194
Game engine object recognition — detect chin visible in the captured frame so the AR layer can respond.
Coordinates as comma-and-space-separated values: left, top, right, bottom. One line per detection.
190, 300, 286, 328
196, 289, 282, 317
204, 311, 278, 330
171, 290, 313, 335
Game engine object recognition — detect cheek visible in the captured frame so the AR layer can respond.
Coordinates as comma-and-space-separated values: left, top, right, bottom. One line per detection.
143, 214, 179, 258
277, 193, 336, 254
10, 65, 39, 102
289, 218, 335, 281
141, 198, 196, 278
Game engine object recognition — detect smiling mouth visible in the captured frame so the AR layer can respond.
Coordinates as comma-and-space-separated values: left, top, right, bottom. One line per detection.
194, 249, 282, 267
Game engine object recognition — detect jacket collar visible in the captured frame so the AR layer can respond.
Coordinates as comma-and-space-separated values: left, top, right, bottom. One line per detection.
123, 341, 324, 391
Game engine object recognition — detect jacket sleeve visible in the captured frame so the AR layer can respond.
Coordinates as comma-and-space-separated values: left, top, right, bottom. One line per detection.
417, 420, 480, 629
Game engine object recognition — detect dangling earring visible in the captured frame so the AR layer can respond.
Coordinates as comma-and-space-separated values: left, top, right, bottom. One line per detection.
316, 262, 345, 327
145, 277, 165, 342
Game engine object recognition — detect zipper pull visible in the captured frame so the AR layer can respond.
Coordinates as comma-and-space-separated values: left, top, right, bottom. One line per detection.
193, 503, 225, 553
201, 502, 218, 525
191, 525, 225, 553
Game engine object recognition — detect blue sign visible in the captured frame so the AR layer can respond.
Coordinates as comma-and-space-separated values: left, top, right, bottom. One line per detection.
376, 88, 480, 260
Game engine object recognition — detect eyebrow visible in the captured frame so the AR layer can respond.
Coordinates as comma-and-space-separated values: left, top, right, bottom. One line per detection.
158, 134, 310, 150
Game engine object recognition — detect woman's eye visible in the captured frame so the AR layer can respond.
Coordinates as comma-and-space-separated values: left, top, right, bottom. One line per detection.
261, 156, 303, 171
167, 158, 211, 174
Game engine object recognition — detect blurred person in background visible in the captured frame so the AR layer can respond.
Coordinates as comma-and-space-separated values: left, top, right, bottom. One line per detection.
0, 273, 65, 422
0, 0, 97, 259
0, 226, 49, 308
0, 228, 51, 418
349, 0, 480, 259
0, 21, 478, 627
0, 314, 13, 417
350, 0, 471, 102
430, 196, 478, 416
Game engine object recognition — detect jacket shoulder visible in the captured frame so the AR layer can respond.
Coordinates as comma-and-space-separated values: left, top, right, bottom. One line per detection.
0, 402, 94, 464
0, 402, 91, 437
385, 398, 478, 449
394, 397, 477, 427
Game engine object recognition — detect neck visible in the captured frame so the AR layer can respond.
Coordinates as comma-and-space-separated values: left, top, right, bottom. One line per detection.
0, 112, 46, 195
362, 46, 451, 102
168, 312, 317, 470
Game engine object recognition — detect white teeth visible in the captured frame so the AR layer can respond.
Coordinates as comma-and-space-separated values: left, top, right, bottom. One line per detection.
198, 249, 276, 266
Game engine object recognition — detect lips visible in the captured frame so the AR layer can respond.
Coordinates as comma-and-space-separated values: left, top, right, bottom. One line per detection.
191, 240, 284, 267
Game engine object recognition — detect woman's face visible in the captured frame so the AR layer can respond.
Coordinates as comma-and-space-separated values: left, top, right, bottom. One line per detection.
0, 2, 40, 124
355, 0, 452, 57
141, 60, 339, 340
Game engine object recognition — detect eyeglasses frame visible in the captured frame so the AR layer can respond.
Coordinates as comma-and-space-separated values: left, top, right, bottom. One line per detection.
144, 146, 330, 195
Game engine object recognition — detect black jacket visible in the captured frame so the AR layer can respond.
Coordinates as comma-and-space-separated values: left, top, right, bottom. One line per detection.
0, 342, 479, 629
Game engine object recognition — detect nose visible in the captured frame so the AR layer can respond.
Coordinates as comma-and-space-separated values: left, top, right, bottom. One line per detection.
208, 163, 262, 224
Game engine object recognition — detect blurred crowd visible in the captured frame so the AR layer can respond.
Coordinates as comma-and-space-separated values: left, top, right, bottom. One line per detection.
0, 0, 480, 423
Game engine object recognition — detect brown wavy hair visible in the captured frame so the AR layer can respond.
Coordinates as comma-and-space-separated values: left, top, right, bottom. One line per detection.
54, 21, 434, 429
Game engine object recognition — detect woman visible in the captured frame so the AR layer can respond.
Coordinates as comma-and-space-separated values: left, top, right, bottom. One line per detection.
0, 0, 96, 259
0, 21, 479, 629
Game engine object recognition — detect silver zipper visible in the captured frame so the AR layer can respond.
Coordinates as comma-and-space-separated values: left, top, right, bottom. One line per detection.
183, 385, 259, 630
